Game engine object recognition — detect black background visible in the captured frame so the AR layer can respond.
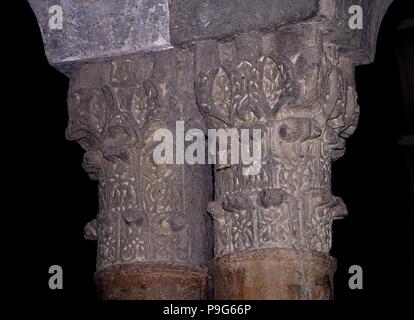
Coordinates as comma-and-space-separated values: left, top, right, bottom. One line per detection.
6, 0, 414, 314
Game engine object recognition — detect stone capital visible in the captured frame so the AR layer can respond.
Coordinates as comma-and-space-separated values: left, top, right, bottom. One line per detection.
28, 0, 394, 300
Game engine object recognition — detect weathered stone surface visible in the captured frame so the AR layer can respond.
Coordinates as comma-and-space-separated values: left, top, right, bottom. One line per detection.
28, 0, 395, 300
28, 0, 393, 70
210, 248, 336, 300
96, 263, 209, 300
195, 24, 358, 257
318, 0, 394, 64
27, 0, 171, 67
169, 0, 319, 45
66, 49, 213, 298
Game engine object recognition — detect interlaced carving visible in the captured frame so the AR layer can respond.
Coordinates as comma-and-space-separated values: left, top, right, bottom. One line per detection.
196, 29, 359, 256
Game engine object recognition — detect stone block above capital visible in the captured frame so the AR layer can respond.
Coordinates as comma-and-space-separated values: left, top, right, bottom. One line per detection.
28, 0, 393, 70
27, 0, 172, 68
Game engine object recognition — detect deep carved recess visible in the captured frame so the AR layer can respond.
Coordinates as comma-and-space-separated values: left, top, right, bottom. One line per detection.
195, 24, 359, 256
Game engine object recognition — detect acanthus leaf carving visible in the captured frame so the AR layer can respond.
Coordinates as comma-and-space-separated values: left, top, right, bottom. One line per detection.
66, 58, 198, 269
196, 33, 358, 257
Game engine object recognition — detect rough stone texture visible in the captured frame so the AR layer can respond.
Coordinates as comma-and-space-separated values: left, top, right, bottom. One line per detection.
318, 0, 394, 64
195, 24, 358, 257
27, 0, 171, 67
66, 50, 213, 298
169, 0, 319, 45
28, 0, 393, 69
28, 0, 394, 300
96, 263, 208, 300
211, 248, 336, 300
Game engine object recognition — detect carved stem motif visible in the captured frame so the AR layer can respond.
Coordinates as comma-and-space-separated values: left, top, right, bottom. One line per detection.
195, 25, 359, 257
67, 52, 212, 271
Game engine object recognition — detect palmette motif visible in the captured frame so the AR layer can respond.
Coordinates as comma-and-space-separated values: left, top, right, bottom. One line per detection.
196, 29, 358, 256
66, 56, 211, 270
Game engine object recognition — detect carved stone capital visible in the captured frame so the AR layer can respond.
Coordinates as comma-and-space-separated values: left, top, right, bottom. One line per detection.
28, 0, 394, 300
66, 50, 212, 298
195, 24, 357, 258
